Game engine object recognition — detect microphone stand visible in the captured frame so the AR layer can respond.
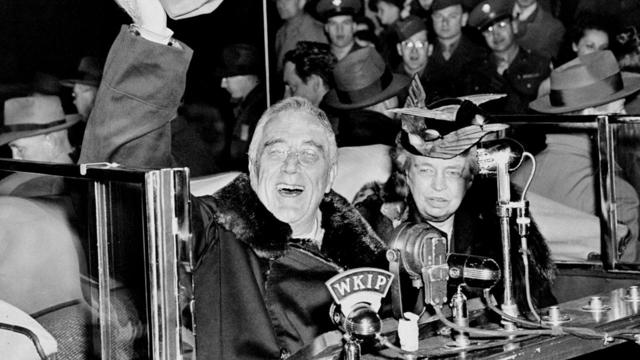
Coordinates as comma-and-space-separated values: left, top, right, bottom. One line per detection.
494, 154, 520, 332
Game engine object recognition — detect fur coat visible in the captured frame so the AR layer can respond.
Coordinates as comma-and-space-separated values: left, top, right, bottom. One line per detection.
352, 170, 557, 311
191, 174, 388, 360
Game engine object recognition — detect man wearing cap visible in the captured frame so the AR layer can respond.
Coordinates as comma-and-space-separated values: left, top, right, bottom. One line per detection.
324, 46, 411, 146
422, 0, 488, 100
60, 56, 103, 121
217, 43, 267, 171
464, 0, 550, 114
512, 50, 640, 262
510, 0, 565, 61
274, 0, 328, 73
0, 96, 80, 197
370, 0, 404, 70
352, 97, 557, 309
316, 0, 365, 61
395, 15, 432, 78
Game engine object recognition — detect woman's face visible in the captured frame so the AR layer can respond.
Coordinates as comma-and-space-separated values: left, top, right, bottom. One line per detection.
573, 29, 609, 57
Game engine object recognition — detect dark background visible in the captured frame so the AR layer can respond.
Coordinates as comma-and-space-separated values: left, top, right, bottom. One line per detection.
0, 0, 281, 106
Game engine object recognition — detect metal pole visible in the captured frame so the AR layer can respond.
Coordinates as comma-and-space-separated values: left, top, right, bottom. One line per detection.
262, 0, 271, 107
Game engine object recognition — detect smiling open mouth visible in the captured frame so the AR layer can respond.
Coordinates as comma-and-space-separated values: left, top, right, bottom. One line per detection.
277, 183, 305, 197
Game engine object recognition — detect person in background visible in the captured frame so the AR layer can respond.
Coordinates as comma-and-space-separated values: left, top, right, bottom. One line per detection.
370, 0, 405, 69
274, 0, 327, 73
217, 43, 267, 171
282, 41, 337, 108
465, 0, 550, 114
538, 12, 612, 97
324, 46, 410, 146
395, 15, 431, 79
0, 96, 80, 197
60, 56, 103, 121
512, 50, 640, 263
316, 0, 364, 61
511, 0, 565, 61
423, 0, 487, 100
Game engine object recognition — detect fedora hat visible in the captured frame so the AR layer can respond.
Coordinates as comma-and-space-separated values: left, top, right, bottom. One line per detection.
60, 56, 103, 88
324, 47, 410, 110
391, 90, 508, 159
530, 50, 640, 113
0, 96, 81, 146
215, 43, 262, 78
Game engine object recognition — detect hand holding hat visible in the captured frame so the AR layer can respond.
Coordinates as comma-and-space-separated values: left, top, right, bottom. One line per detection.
114, 0, 169, 38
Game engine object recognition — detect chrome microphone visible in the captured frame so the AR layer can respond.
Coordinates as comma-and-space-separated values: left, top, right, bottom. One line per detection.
447, 253, 501, 289
476, 138, 525, 175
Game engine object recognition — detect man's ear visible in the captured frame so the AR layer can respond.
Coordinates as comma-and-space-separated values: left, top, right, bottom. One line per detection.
325, 162, 337, 193
397, 43, 403, 56
428, 44, 434, 56
461, 12, 468, 27
248, 158, 259, 189
571, 42, 579, 53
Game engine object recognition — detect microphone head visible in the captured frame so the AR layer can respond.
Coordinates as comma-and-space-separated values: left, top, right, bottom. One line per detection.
344, 303, 382, 338
447, 253, 501, 289
477, 138, 524, 175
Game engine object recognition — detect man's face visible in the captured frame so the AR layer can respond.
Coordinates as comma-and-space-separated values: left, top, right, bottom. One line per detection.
9, 134, 57, 162
587, 98, 626, 115
283, 62, 324, 106
276, 0, 304, 20
250, 110, 336, 229
397, 31, 430, 72
482, 20, 516, 53
72, 83, 97, 118
431, 5, 467, 41
572, 29, 609, 57
406, 154, 473, 222
221, 75, 256, 100
325, 15, 356, 49
376, 2, 400, 26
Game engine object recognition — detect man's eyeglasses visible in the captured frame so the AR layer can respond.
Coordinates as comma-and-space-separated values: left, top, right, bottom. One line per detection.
482, 20, 510, 35
401, 40, 429, 50
264, 145, 322, 166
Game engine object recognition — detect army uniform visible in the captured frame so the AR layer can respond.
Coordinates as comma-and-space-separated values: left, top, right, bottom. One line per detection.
464, 47, 550, 114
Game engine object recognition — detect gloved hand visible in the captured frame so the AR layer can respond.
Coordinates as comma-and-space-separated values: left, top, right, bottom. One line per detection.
114, 0, 167, 35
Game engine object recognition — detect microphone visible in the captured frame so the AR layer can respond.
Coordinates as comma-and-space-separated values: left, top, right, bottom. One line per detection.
387, 223, 449, 312
476, 138, 524, 175
447, 253, 501, 289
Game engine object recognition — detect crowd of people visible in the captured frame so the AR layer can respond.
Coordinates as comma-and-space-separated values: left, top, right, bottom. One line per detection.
3, 0, 640, 358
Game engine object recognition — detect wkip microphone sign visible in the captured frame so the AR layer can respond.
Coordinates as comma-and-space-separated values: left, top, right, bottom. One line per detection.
325, 268, 393, 314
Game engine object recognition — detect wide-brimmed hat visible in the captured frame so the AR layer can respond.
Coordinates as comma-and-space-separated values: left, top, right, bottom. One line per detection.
468, 0, 511, 31
215, 44, 261, 78
530, 50, 640, 114
0, 96, 81, 146
324, 47, 410, 110
390, 94, 508, 159
60, 56, 102, 88
316, 0, 362, 21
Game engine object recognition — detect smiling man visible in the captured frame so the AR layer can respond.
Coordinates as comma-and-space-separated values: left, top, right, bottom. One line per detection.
77, 1, 388, 358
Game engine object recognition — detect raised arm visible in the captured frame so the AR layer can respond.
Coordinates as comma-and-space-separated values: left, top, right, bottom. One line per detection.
79, 0, 193, 168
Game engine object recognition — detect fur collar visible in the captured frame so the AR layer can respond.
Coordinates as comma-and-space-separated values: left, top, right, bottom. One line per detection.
207, 174, 387, 269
